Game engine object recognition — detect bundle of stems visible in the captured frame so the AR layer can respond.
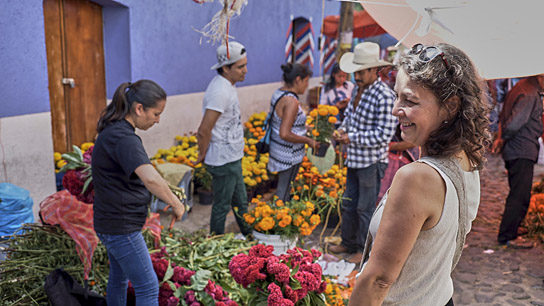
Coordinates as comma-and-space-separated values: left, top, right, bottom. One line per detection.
0, 224, 109, 305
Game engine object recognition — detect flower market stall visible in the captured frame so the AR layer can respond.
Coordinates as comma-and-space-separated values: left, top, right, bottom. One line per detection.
0, 107, 357, 305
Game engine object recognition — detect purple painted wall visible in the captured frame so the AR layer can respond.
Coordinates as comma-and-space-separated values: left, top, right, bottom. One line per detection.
0, 0, 340, 117
0, 0, 50, 117
122, 0, 339, 96
101, 2, 131, 98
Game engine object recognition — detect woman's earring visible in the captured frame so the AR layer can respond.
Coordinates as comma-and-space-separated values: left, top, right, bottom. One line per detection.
443, 120, 449, 124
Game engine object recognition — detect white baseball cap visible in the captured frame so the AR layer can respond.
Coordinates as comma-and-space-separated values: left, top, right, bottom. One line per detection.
210, 41, 247, 70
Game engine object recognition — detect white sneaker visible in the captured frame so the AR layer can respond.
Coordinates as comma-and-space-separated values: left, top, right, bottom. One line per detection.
234, 233, 246, 241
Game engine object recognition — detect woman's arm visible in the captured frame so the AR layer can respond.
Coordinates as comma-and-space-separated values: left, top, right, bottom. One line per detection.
348, 163, 446, 306
278, 97, 318, 148
135, 164, 186, 220
388, 140, 416, 152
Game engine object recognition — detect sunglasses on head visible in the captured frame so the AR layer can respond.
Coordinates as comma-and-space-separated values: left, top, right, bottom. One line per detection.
410, 43, 450, 70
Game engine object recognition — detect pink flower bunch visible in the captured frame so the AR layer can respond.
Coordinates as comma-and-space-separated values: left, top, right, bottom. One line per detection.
229, 245, 327, 305
82, 145, 93, 164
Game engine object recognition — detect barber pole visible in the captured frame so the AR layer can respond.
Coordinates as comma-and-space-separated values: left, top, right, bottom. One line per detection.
320, 36, 337, 74
284, 20, 294, 63
294, 22, 315, 66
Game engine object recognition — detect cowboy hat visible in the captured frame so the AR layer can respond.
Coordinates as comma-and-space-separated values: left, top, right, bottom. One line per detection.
339, 42, 392, 73
210, 41, 246, 70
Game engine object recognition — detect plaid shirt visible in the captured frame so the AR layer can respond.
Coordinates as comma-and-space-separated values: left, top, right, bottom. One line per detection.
339, 78, 397, 169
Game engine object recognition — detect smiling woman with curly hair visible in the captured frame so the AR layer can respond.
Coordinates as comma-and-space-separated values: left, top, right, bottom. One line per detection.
349, 43, 491, 306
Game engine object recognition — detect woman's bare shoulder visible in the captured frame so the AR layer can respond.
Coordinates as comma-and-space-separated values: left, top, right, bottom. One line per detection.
389, 162, 446, 210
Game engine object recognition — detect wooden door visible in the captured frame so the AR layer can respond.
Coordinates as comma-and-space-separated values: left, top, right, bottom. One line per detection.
44, 0, 106, 153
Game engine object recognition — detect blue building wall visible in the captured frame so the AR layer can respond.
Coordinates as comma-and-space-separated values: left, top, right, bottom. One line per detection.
0, 0, 51, 117
0, 0, 340, 118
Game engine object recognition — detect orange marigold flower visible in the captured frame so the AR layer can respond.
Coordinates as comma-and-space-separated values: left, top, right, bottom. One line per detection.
310, 214, 321, 225
318, 108, 329, 116
258, 217, 275, 231
293, 215, 304, 226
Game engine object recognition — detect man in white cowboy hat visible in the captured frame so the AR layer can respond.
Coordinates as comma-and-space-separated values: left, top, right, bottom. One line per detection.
330, 42, 397, 263
195, 41, 251, 236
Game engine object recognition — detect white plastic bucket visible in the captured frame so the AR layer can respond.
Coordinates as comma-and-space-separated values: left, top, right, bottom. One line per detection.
252, 231, 298, 256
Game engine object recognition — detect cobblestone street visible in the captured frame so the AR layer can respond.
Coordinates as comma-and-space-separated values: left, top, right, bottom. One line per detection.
451, 154, 544, 305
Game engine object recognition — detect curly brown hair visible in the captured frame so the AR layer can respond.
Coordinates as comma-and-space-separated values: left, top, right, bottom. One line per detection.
399, 43, 491, 170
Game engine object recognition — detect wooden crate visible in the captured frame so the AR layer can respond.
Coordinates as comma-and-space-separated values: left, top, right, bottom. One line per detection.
307, 86, 322, 109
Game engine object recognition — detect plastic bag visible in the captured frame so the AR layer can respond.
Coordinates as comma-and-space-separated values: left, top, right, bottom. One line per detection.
44, 268, 106, 306
0, 183, 34, 236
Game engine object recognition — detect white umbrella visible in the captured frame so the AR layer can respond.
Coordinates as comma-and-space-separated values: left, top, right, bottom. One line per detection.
355, 0, 544, 79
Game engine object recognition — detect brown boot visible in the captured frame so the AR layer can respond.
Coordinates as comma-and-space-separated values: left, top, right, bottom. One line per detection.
347, 252, 364, 264
504, 236, 533, 249
329, 244, 350, 254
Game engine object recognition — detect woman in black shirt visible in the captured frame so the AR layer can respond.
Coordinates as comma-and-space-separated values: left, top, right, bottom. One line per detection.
92, 80, 184, 306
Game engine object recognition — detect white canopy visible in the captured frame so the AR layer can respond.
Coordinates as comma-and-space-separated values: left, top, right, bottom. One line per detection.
358, 0, 544, 79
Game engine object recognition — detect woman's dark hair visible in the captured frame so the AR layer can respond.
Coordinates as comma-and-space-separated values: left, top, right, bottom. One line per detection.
324, 63, 344, 92
97, 79, 166, 133
399, 43, 491, 170
280, 63, 313, 85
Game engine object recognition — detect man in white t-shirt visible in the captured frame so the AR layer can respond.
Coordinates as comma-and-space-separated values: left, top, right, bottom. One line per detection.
195, 41, 251, 236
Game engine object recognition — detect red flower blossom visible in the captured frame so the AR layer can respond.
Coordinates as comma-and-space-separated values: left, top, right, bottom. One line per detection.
153, 258, 169, 280
229, 244, 326, 305
172, 266, 194, 285
267, 257, 290, 284
267, 283, 294, 306
62, 169, 94, 204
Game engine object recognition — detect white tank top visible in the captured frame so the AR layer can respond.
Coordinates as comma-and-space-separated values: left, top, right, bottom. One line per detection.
361, 158, 480, 305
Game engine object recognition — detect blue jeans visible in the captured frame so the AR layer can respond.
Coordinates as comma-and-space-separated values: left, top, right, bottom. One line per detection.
340, 163, 387, 252
97, 231, 158, 306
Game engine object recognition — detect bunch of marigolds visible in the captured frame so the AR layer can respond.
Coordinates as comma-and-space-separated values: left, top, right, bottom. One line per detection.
324, 278, 351, 306
244, 196, 321, 240
307, 104, 339, 143
527, 179, 544, 242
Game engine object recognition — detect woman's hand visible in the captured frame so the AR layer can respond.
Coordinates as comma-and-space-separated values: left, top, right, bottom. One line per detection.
336, 98, 350, 109
308, 138, 320, 151
172, 203, 186, 220
491, 138, 504, 154
333, 130, 350, 144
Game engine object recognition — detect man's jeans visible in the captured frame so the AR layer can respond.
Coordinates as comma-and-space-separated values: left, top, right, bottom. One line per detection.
207, 159, 251, 235
97, 231, 158, 306
340, 162, 387, 252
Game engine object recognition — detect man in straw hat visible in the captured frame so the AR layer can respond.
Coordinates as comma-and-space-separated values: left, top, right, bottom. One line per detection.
330, 42, 397, 263
195, 41, 252, 236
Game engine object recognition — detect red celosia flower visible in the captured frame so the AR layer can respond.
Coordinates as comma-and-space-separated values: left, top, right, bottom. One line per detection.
62, 169, 94, 203
153, 259, 169, 280
267, 283, 294, 306
229, 244, 326, 305
172, 266, 195, 285
266, 257, 290, 284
